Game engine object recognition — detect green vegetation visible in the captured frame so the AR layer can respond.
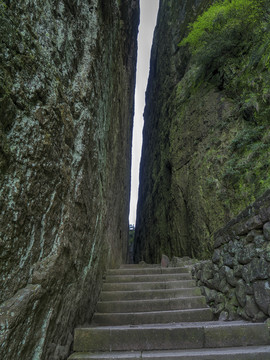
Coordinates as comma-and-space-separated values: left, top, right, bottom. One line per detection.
179, 0, 270, 117
179, 0, 264, 51
0, 1, 6, 15
177, 0, 270, 215
167, 0, 270, 257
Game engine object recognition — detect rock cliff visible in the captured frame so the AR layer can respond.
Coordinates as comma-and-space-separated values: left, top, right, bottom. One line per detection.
135, 0, 270, 263
0, 1, 139, 359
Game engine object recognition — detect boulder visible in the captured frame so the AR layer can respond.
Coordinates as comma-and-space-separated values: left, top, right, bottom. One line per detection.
263, 222, 270, 241
235, 280, 247, 308
253, 280, 270, 315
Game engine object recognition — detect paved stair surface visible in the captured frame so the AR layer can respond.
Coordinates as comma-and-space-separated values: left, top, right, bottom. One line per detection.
68, 264, 270, 359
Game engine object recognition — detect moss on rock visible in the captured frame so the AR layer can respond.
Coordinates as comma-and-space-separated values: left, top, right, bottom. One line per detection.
135, 0, 270, 263
0, 1, 139, 359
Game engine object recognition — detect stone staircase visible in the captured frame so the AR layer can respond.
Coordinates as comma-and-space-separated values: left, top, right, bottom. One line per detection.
68, 264, 270, 359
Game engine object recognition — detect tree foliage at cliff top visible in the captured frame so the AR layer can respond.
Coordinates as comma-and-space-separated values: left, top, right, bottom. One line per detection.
179, 0, 270, 124
180, 0, 266, 51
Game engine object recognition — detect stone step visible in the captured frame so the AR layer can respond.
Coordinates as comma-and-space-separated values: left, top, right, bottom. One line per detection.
69, 345, 270, 359
96, 296, 207, 313
102, 280, 196, 292
107, 267, 190, 276
73, 321, 270, 352
120, 264, 159, 269
100, 287, 201, 301
92, 308, 213, 326
105, 273, 192, 283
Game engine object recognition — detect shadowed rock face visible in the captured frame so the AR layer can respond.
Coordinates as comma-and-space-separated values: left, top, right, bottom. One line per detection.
134, 0, 211, 263
134, 0, 270, 263
0, 0, 139, 359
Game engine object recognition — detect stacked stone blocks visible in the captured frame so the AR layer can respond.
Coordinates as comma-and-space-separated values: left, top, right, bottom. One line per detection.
193, 190, 270, 321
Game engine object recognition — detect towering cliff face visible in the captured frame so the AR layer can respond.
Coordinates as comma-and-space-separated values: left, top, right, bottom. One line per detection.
135, 0, 270, 263
0, 1, 139, 359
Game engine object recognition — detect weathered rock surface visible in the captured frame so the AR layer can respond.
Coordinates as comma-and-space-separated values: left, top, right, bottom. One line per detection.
193, 191, 270, 321
0, 1, 139, 359
134, 0, 270, 263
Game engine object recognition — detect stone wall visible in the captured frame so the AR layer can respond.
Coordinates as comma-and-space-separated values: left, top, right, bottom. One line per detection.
0, 1, 139, 359
193, 190, 270, 322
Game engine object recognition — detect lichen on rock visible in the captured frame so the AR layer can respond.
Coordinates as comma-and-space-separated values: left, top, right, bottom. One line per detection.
0, 0, 139, 359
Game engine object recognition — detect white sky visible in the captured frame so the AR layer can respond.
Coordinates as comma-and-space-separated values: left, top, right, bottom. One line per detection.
129, 0, 159, 226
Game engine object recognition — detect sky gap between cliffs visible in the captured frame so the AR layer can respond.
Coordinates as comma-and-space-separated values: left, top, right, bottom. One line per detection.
129, 0, 159, 225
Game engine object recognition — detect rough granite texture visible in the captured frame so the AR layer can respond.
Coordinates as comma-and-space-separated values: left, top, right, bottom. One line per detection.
193, 190, 270, 322
0, 1, 139, 359
134, 0, 270, 263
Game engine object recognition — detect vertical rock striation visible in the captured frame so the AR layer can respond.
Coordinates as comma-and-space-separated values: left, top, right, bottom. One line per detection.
0, 1, 139, 359
135, 0, 270, 263
134, 0, 211, 263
